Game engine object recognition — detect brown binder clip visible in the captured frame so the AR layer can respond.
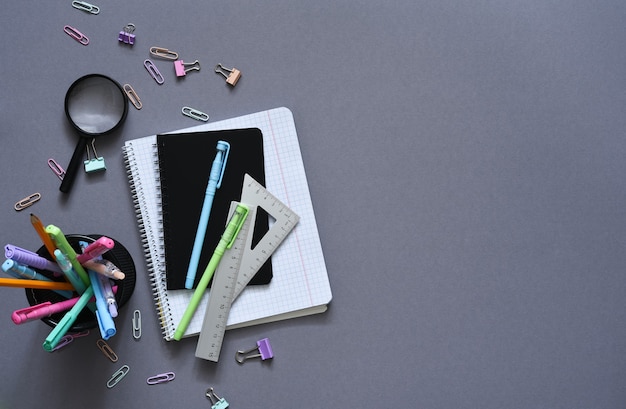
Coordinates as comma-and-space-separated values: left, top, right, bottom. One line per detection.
215, 63, 241, 86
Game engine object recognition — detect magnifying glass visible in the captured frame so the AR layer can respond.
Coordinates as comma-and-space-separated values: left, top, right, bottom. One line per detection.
59, 74, 128, 193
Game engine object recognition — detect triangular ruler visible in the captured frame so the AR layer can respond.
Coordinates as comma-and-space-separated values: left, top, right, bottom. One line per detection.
195, 174, 300, 361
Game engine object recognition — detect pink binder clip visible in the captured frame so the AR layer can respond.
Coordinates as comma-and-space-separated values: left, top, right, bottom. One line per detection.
235, 338, 273, 363
174, 60, 200, 77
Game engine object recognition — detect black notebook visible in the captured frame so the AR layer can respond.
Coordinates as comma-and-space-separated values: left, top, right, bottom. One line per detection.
157, 128, 272, 290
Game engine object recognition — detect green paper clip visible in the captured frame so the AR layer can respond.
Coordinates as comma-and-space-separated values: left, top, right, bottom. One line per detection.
84, 139, 106, 173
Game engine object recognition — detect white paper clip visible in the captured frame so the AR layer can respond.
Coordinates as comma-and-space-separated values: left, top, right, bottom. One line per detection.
97, 339, 118, 362
206, 388, 229, 409
123, 84, 142, 109
48, 158, 66, 180
146, 372, 175, 385
181, 106, 209, 122
149, 46, 179, 60
215, 63, 241, 86
84, 139, 106, 173
174, 60, 200, 77
107, 365, 130, 389
144, 59, 164, 85
63, 25, 89, 46
71, 1, 100, 14
132, 309, 141, 339
14, 193, 41, 211
235, 337, 274, 364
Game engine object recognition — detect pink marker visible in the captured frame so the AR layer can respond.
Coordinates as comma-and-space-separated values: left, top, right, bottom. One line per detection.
76, 236, 114, 264
11, 286, 117, 324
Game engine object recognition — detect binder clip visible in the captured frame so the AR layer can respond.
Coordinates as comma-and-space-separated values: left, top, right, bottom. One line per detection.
118, 23, 136, 45
215, 63, 241, 86
235, 337, 273, 364
206, 388, 229, 409
84, 139, 106, 173
174, 60, 200, 77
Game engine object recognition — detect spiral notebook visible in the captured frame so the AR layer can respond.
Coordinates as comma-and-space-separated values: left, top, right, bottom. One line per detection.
123, 107, 332, 340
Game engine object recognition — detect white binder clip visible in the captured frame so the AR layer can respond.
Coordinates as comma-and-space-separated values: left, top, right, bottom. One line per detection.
235, 337, 273, 363
84, 139, 106, 173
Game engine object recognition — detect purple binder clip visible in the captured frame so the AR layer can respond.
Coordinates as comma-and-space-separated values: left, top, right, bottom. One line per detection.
118, 23, 135, 45
235, 337, 273, 364
174, 59, 200, 77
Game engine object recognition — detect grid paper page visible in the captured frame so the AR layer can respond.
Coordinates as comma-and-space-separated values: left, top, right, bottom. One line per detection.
124, 107, 332, 340
166, 107, 332, 337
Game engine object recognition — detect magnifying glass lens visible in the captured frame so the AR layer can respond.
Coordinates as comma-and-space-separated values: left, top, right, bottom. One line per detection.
66, 76, 127, 134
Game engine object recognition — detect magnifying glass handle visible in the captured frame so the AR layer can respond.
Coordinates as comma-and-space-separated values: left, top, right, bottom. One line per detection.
59, 138, 89, 193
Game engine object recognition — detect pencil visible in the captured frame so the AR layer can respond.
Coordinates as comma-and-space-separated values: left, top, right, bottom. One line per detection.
30, 213, 58, 259
0, 277, 75, 291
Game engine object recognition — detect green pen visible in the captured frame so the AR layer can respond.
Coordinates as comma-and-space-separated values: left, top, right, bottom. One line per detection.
45, 225, 90, 289
43, 285, 94, 352
173, 203, 249, 341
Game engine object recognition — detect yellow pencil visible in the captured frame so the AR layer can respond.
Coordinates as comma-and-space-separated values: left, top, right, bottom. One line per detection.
0, 277, 75, 291
30, 213, 58, 259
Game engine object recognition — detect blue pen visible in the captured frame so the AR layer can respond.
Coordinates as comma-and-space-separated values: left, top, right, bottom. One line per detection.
1, 259, 73, 299
184, 140, 230, 289
88, 269, 116, 340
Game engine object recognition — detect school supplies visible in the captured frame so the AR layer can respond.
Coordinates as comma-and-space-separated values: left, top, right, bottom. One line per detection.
15, 193, 41, 211
174, 59, 201, 77
118, 23, 135, 45
235, 338, 274, 363
184, 140, 230, 289
173, 204, 248, 340
156, 128, 270, 290
215, 63, 241, 86
182, 106, 209, 121
195, 175, 299, 360
122, 107, 332, 341
0, 277, 75, 291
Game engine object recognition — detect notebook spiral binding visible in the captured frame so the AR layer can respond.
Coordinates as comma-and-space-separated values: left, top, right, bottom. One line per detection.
122, 142, 176, 340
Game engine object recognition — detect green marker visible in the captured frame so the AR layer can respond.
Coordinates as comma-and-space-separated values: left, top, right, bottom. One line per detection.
43, 285, 94, 352
173, 203, 249, 341
45, 224, 90, 289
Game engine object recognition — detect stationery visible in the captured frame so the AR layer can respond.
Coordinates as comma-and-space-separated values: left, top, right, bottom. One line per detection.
173, 203, 249, 340
122, 107, 333, 340
156, 128, 271, 290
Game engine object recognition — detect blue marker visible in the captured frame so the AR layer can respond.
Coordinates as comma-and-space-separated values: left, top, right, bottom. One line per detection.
88, 269, 116, 340
184, 140, 230, 289
2, 259, 73, 298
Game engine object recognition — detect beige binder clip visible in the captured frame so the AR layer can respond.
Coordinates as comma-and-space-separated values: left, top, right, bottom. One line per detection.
215, 63, 241, 86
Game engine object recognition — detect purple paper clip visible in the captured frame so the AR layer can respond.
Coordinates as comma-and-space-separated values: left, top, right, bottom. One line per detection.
51, 334, 74, 351
144, 59, 164, 84
235, 337, 274, 364
63, 25, 89, 46
146, 372, 175, 385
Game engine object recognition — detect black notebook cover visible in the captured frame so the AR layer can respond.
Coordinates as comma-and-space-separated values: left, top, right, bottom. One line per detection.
157, 128, 272, 290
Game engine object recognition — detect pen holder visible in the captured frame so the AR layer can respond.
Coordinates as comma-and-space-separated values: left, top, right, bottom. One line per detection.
26, 234, 136, 332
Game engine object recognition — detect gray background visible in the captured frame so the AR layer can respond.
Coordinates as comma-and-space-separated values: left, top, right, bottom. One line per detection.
1, 1, 626, 408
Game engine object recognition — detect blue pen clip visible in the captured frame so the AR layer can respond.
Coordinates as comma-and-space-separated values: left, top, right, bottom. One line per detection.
215, 141, 230, 188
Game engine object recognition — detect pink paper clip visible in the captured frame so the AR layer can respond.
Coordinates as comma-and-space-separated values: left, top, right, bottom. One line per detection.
48, 158, 66, 180
235, 337, 274, 363
63, 25, 89, 46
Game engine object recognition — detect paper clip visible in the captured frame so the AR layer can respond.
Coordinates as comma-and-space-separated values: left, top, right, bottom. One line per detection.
97, 339, 118, 362
174, 60, 200, 77
149, 47, 179, 60
63, 25, 89, 46
51, 334, 74, 352
118, 23, 136, 45
48, 159, 66, 180
71, 1, 100, 14
123, 84, 142, 109
132, 310, 141, 339
182, 106, 209, 122
215, 63, 241, 86
206, 388, 229, 409
107, 365, 130, 389
84, 139, 106, 173
144, 59, 164, 85
14, 193, 41, 212
235, 337, 274, 364
146, 372, 175, 385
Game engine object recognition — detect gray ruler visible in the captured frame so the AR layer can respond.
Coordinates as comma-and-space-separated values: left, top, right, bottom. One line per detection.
195, 174, 300, 361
